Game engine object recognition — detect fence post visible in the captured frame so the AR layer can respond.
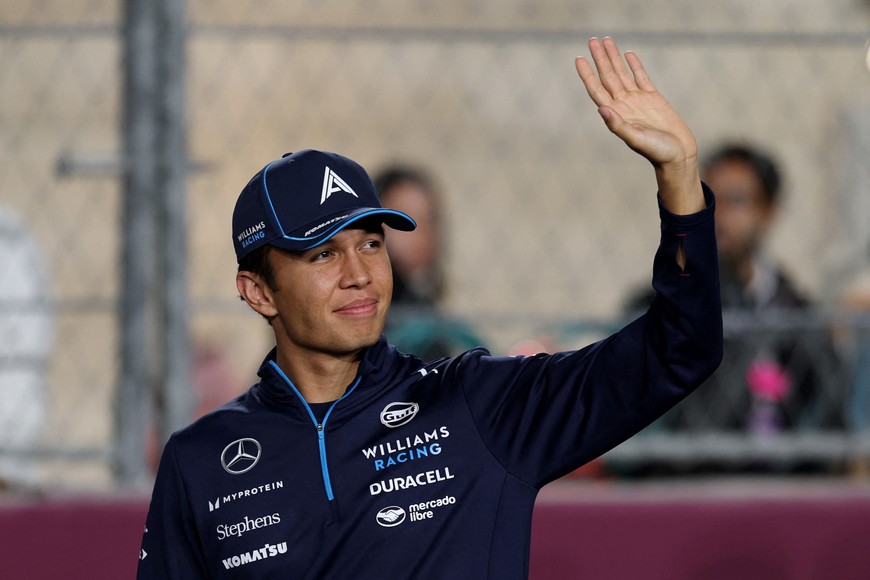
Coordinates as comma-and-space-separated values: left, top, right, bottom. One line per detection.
154, 0, 193, 450
116, 0, 158, 486
116, 0, 190, 487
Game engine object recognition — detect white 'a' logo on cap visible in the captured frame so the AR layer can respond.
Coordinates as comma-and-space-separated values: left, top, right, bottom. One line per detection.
320, 166, 359, 204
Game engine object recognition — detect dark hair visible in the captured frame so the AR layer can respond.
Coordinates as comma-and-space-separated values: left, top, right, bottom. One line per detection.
238, 245, 277, 290
373, 165, 438, 205
702, 143, 782, 205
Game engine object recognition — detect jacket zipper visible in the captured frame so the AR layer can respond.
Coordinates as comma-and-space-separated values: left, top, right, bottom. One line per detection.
268, 361, 361, 502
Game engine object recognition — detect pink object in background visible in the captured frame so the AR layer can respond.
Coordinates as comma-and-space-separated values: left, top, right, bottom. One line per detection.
746, 359, 791, 402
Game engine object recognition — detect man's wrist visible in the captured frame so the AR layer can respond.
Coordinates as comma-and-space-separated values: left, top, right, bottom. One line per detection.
655, 158, 704, 215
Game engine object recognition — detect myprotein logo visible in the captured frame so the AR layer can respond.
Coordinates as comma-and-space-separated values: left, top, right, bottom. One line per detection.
375, 506, 406, 527
208, 480, 285, 512
221, 438, 262, 475
380, 402, 419, 428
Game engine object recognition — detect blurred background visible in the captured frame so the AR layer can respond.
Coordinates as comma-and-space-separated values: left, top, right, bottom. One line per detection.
2, 0, 870, 577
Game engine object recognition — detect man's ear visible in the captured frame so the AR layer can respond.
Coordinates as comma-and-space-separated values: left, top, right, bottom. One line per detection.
236, 271, 279, 319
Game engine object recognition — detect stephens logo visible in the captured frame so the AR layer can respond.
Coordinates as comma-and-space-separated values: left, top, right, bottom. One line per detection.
221, 438, 262, 475
375, 506, 406, 527
380, 402, 419, 428
216, 512, 281, 541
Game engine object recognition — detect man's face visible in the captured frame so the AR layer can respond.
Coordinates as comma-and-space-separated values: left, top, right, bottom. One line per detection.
705, 159, 775, 267
265, 226, 393, 358
380, 181, 439, 278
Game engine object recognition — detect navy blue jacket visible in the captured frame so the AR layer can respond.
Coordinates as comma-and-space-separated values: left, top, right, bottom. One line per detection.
138, 189, 722, 579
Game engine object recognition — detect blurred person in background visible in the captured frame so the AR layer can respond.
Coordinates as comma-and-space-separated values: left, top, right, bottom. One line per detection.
374, 164, 484, 359
374, 166, 445, 308
0, 205, 53, 489
138, 38, 722, 578
627, 143, 843, 448
706, 144, 803, 311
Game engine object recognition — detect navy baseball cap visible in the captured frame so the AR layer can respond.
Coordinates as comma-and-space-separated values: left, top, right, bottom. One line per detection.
232, 149, 417, 262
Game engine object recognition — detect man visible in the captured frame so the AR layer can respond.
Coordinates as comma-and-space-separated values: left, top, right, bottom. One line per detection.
373, 165, 445, 308
636, 143, 840, 436
701, 143, 841, 434
706, 143, 803, 310
373, 164, 485, 359
138, 37, 722, 579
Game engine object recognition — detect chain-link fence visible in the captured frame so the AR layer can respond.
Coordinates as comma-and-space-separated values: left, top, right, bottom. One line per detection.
1, 0, 869, 491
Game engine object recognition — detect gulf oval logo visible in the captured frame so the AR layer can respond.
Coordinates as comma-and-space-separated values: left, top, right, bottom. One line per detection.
380, 402, 419, 428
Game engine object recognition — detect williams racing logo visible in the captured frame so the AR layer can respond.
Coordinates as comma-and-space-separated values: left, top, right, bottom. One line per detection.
221, 438, 262, 475
380, 402, 419, 428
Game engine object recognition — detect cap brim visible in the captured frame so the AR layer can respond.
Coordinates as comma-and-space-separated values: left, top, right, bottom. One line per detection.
269, 208, 416, 252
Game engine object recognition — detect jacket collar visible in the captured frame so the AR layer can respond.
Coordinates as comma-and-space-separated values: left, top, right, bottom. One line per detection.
252, 336, 402, 415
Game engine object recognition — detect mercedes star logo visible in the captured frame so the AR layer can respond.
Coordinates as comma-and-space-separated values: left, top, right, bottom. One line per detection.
221, 438, 262, 475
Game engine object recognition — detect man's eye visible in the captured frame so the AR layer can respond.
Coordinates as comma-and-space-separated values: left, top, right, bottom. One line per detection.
363, 239, 383, 250
312, 250, 332, 261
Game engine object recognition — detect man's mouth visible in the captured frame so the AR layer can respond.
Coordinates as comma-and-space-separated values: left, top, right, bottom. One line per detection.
335, 298, 378, 316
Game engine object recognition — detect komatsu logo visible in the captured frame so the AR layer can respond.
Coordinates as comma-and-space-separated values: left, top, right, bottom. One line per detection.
222, 542, 288, 570
380, 402, 419, 428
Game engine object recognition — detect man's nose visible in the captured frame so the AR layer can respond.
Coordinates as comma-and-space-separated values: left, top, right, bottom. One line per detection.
341, 253, 372, 288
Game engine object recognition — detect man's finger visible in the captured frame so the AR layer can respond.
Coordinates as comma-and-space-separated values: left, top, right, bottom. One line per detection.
625, 51, 657, 92
575, 56, 613, 108
588, 37, 626, 97
602, 37, 637, 92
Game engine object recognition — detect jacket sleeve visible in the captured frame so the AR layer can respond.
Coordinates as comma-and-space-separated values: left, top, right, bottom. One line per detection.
455, 185, 723, 489
137, 436, 209, 579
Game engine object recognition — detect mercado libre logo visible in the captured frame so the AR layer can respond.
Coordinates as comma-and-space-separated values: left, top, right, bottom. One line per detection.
375, 496, 457, 528
380, 402, 419, 428
375, 506, 406, 527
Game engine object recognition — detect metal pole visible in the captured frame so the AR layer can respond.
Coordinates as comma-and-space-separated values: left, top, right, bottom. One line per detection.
843, 107, 870, 263
116, 0, 157, 486
154, 0, 192, 446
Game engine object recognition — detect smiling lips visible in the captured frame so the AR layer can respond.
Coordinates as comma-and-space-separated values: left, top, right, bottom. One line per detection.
335, 298, 378, 316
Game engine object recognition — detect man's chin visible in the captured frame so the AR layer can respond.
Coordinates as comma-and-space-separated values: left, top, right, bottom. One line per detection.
337, 328, 383, 356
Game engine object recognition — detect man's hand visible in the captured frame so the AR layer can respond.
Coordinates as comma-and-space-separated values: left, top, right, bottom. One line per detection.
576, 37, 705, 215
